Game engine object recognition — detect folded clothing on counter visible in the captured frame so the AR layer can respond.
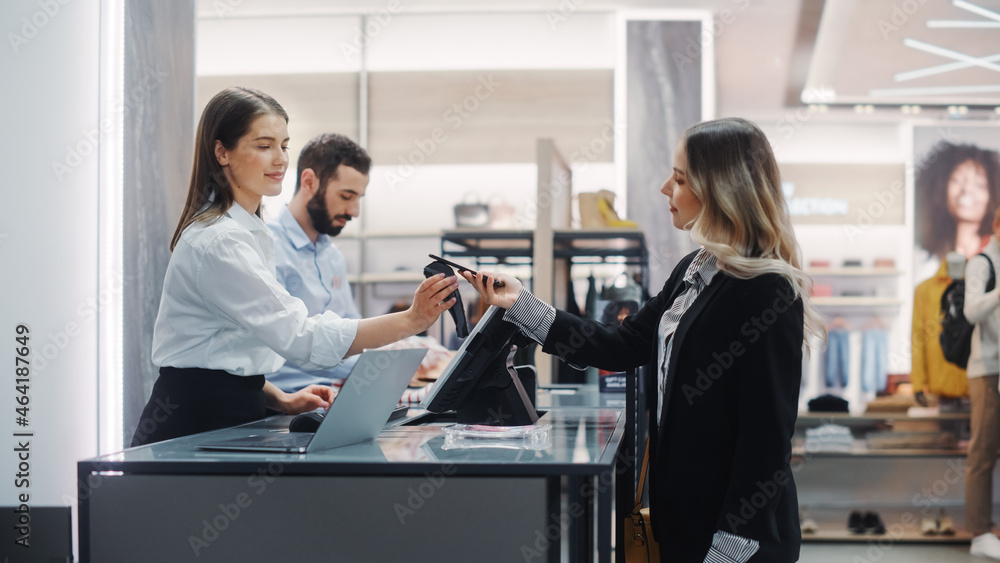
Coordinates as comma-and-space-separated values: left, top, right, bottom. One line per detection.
874, 258, 896, 268
864, 394, 917, 414
906, 406, 940, 417
805, 424, 854, 452
808, 394, 849, 413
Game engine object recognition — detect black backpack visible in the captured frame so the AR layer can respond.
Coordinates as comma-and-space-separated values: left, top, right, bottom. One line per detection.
940, 253, 995, 368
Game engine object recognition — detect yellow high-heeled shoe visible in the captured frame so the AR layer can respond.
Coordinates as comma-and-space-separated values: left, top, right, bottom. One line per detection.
597, 195, 638, 228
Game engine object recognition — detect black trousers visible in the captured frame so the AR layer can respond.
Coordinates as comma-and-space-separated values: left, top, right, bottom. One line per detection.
131, 366, 266, 447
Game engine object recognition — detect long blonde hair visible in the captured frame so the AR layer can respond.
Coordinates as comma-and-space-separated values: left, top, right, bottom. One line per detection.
683, 117, 824, 342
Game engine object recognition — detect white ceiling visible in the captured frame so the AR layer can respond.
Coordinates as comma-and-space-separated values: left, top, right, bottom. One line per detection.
807, 0, 1000, 106
196, 0, 1000, 118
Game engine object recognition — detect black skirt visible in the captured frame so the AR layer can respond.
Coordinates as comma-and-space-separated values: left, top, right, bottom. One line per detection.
131, 366, 267, 447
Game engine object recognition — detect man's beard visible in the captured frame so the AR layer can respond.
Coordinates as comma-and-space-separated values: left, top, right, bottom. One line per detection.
306, 189, 350, 237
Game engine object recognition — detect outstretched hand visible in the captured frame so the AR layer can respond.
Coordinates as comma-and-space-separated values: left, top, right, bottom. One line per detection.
408, 273, 459, 333
460, 270, 522, 309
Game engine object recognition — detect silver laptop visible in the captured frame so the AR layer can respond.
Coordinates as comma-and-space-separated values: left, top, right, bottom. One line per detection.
198, 349, 426, 453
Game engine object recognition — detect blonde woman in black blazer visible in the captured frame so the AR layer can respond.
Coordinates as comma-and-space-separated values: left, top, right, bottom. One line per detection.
464, 117, 822, 562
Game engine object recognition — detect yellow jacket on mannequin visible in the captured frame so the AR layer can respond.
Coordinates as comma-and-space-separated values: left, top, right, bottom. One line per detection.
911, 260, 968, 397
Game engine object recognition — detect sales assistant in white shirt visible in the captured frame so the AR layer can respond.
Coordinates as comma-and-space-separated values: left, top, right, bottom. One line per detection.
131, 87, 458, 447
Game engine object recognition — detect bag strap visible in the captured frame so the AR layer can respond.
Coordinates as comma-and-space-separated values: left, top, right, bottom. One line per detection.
633, 437, 650, 512
979, 253, 996, 293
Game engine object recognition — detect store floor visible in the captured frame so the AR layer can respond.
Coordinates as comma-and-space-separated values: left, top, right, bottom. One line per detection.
799, 542, 978, 561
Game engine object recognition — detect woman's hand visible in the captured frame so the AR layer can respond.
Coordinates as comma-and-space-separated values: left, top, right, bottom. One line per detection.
279, 384, 334, 415
346, 275, 458, 357
407, 273, 459, 333
460, 270, 522, 309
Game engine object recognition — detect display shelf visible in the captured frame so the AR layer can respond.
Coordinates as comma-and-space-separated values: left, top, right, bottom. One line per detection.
791, 445, 970, 457
346, 271, 427, 284
803, 529, 972, 543
794, 409, 977, 543
338, 229, 443, 240
440, 229, 648, 279
806, 267, 903, 277
552, 228, 648, 260
441, 228, 649, 264
441, 224, 649, 385
799, 506, 973, 543
340, 229, 443, 316
811, 297, 903, 307
797, 412, 970, 422
440, 229, 535, 259
362, 265, 629, 284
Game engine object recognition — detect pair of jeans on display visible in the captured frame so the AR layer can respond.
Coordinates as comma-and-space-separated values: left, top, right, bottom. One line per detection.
824, 328, 888, 392
861, 329, 888, 392
825, 329, 850, 388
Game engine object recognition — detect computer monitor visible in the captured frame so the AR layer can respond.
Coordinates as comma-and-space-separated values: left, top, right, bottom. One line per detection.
420, 305, 540, 426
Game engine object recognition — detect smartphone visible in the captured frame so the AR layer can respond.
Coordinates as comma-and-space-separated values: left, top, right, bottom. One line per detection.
428, 254, 505, 288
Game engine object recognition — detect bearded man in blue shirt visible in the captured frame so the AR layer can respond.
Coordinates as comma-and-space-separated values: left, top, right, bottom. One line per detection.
266, 133, 370, 393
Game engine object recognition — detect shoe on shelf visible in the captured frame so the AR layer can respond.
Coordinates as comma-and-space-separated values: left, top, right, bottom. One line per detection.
800, 514, 818, 534
847, 511, 866, 534
938, 509, 955, 536
971, 533, 1000, 560
596, 197, 639, 228
799, 507, 818, 534
920, 514, 938, 536
801, 517, 818, 534
863, 511, 886, 535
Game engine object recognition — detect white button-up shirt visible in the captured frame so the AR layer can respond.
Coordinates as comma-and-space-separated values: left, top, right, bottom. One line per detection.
151, 203, 359, 375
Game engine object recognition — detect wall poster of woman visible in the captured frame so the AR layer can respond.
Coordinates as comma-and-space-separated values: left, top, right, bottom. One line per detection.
913, 125, 1000, 284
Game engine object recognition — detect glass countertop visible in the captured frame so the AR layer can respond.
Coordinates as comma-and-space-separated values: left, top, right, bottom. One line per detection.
80, 406, 624, 477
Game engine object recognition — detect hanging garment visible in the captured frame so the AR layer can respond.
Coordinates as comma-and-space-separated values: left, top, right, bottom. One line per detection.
861, 328, 889, 393
825, 329, 850, 388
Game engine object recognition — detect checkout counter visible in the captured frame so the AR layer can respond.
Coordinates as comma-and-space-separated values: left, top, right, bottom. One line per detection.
77, 387, 633, 563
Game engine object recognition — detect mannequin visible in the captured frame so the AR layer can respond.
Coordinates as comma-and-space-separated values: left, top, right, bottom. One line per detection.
912, 254, 969, 406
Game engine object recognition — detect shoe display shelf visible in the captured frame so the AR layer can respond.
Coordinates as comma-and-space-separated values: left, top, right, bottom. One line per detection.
793, 411, 985, 543
798, 506, 972, 543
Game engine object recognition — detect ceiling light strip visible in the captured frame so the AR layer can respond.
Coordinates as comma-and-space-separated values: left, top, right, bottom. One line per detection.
927, 21, 1000, 27
894, 52, 1000, 82
952, 0, 1000, 23
903, 38, 1000, 74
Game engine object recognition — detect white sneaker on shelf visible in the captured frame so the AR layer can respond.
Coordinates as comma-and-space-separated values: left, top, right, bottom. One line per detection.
971, 533, 1000, 560
920, 516, 937, 536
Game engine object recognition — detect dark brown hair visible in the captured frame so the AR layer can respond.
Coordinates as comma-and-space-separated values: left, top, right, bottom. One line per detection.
294, 133, 371, 194
916, 141, 1000, 259
169, 87, 289, 251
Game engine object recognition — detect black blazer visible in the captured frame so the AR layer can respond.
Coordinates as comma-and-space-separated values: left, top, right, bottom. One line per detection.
543, 251, 803, 562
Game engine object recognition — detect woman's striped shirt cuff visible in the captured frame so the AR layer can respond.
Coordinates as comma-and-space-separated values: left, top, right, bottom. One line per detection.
502, 289, 556, 345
